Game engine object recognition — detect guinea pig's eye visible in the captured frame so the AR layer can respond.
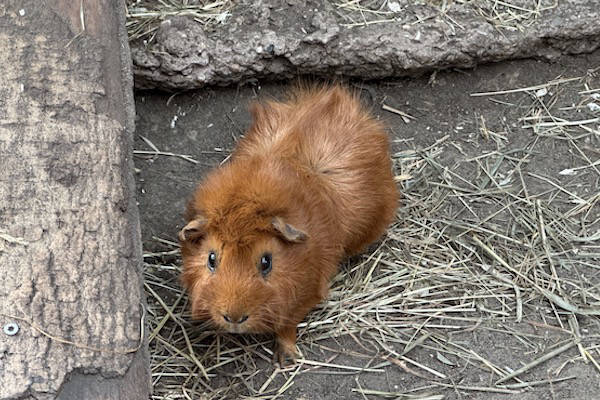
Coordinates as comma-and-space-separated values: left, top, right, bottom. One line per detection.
207, 250, 217, 273
259, 253, 272, 277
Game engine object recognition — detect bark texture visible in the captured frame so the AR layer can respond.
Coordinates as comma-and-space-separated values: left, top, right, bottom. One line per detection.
131, 0, 600, 91
0, 0, 150, 399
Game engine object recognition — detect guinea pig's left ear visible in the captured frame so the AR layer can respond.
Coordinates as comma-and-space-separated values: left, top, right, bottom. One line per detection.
272, 217, 307, 243
178, 218, 206, 243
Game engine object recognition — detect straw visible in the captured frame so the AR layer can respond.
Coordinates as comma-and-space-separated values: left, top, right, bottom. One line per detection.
141, 70, 600, 399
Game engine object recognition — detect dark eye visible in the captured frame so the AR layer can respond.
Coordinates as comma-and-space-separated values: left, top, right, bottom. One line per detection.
207, 250, 217, 272
259, 253, 272, 277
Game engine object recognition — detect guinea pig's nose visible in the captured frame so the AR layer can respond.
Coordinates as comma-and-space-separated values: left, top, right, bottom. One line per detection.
223, 314, 248, 324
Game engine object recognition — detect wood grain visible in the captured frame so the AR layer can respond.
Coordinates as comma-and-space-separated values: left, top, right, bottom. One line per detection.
0, 1, 150, 398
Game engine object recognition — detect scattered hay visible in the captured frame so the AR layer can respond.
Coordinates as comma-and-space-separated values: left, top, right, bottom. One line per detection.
332, 0, 405, 28
331, 0, 556, 29
126, 0, 560, 43
142, 71, 600, 399
126, 0, 232, 43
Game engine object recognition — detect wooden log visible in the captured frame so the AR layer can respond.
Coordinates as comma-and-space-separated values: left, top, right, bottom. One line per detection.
0, 0, 151, 398
130, 0, 600, 90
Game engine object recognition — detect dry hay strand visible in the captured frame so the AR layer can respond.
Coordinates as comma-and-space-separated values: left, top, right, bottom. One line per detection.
463, 0, 557, 31
143, 72, 600, 399
332, 0, 555, 30
126, 0, 232, 42
126, 0, 561, 43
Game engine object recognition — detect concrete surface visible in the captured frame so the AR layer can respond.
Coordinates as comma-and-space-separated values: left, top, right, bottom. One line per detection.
0, 1, 150, 399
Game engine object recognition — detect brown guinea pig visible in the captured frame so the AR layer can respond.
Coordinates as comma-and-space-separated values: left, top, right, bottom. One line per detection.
179, 85, 398, 363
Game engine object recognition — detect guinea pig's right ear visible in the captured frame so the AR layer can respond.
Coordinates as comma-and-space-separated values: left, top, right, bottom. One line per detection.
272, 217, 307, 243
178, 218, 206, 243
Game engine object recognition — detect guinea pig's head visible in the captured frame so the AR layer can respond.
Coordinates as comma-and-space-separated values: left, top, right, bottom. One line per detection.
179, 213, 307, 334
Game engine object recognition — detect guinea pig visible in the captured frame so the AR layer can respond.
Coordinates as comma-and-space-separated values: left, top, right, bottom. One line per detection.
179, 85, 398, 364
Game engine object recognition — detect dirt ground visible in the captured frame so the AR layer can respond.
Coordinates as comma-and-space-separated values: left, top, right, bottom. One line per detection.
134, 50, 600, 399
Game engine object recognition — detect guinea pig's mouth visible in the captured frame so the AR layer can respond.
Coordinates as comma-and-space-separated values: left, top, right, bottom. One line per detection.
211, 314, 252, 334
223, 323, 248, 334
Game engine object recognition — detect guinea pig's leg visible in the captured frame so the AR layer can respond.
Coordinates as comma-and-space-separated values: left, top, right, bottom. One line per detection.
274, 325, 298, 366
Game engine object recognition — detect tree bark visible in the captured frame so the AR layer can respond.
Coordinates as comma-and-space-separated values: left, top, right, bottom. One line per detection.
0, 1, 150, 399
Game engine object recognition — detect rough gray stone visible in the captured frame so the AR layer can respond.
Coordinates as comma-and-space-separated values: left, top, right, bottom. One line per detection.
0, 0, 150, 399
131, 0, 600, 91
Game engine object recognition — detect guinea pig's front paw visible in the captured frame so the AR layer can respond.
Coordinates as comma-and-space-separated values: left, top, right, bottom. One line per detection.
274, 327, 298, 367
273, 340, 298, 367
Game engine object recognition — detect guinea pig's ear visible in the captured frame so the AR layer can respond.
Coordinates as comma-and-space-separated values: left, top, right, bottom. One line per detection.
178, 218, 206, 243
272, 217, 307, 243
